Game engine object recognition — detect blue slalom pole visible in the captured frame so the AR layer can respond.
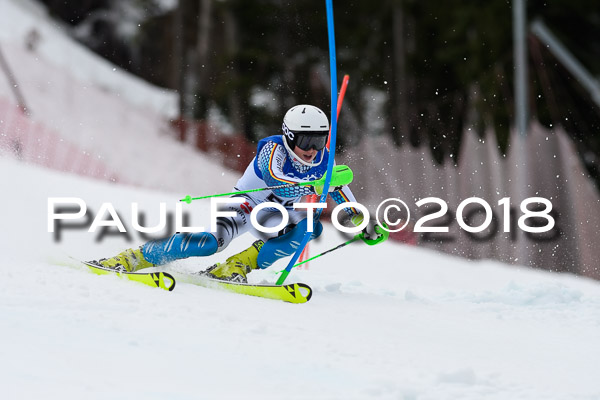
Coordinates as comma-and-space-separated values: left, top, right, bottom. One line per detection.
277, 0, 338, 285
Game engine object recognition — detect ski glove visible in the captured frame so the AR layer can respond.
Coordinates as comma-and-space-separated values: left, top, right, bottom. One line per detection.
311, 165, 354, 195
312, 184, 343, 196
352, 213, 389, 246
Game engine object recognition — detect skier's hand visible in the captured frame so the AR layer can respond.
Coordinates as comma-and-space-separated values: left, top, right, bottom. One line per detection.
312, 183, 325, 196
310, 165, 353, 195
312, 184, 343, 196
350, 213, 365, 227
358, 218, 389, 246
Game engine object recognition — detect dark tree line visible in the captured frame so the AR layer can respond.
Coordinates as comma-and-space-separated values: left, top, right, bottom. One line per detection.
39, 0, 600, 186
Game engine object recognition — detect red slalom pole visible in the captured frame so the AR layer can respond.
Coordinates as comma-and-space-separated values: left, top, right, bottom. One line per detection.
301, 74, 350, 269
326, 74, 349, 149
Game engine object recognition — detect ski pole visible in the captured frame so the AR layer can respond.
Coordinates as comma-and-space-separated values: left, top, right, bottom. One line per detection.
278, 234, 361, 273
180, 182, 310, 203
180, 165, 353, 203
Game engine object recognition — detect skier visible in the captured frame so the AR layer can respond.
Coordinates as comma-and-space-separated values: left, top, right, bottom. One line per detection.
95, 104, 388, 282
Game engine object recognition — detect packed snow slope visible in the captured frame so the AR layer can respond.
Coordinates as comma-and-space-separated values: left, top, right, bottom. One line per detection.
2, 155, 600, 400
0, 0, 239, 193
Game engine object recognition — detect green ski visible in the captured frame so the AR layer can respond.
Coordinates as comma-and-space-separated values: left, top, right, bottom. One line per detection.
172, 272, 312, 304
81, 260, 176, 291
75, 260, 309, 303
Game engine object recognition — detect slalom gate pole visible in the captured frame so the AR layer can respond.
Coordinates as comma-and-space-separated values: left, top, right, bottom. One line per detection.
326, 74, 349, 149
277, 0, 339, 285
301, 73, 350, 268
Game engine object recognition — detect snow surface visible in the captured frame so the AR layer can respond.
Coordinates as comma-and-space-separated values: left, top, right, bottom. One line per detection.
2, 154, 600, 400
0, 1, 599, 398
0, 0, 241, 194
0, 0, 179, 118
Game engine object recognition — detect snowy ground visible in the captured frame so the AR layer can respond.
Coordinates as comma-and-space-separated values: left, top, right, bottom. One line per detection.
1, 2, 599, 399
0, 0, 239, 194
2, 155, 600, 400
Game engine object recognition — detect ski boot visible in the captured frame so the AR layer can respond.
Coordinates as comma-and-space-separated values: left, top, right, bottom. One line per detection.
95, 247, 156, 272
203, 240, 264, 283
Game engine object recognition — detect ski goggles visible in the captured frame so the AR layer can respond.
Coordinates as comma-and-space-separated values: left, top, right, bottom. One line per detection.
293, 131, 329, 151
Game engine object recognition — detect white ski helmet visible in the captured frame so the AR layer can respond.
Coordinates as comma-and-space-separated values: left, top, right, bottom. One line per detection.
282, 105, 330, 151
